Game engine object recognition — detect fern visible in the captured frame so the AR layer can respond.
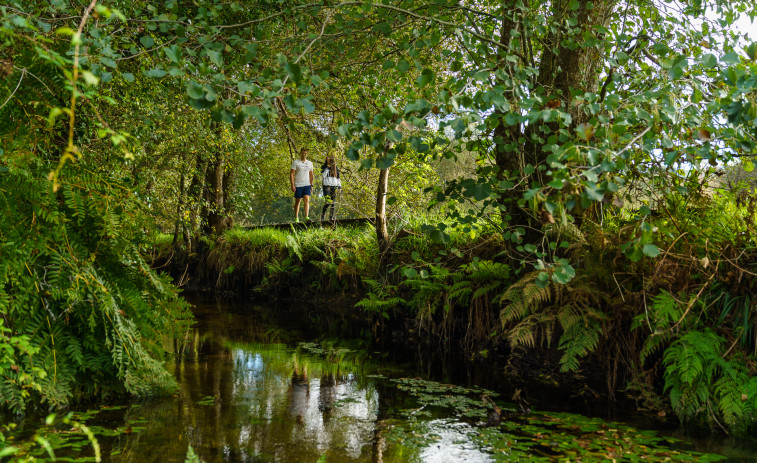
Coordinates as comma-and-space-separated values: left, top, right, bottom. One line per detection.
355, 278, 405, 319
662, 329, 756, 432
557, 313, 603, 373
0, 155, 192, 413
499, 272, 609, 371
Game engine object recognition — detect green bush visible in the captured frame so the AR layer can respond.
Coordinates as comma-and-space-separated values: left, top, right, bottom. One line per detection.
0, 158, 192, 413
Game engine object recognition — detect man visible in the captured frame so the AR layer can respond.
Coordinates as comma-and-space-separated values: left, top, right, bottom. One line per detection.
290, 148, 314, 222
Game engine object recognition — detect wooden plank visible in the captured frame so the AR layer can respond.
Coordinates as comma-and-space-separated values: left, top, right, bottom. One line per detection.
242, 217, 372, 231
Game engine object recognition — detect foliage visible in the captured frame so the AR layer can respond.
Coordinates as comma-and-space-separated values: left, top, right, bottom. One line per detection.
355, 279, 406, 320
2, 0, 757, 437
500, 272, 608, 372
0, 2, 192, 413
663, 329, 757, 433
0, 157, 192, 413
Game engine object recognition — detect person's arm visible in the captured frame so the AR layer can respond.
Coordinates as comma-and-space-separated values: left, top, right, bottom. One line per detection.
309, 168, 314, 186
290, 169, 296, 192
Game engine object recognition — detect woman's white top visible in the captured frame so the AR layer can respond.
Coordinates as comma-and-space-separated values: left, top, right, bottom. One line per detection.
322, 168, 342, 187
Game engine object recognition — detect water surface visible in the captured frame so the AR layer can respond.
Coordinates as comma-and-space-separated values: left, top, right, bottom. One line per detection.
4, 296, 755, 462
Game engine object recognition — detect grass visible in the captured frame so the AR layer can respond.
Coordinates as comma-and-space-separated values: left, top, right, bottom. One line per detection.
153, 233, 174, 247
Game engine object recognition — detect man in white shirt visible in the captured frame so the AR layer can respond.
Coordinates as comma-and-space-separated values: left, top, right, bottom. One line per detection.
290, 148, 314, 222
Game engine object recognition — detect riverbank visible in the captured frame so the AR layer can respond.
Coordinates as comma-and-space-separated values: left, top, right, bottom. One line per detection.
148, 215, 757, 436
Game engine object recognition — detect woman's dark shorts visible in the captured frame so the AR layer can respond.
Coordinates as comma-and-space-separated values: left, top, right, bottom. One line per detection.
323, 186, 339, 201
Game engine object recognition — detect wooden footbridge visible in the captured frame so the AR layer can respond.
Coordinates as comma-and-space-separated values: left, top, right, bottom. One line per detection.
243, 217, 372, 231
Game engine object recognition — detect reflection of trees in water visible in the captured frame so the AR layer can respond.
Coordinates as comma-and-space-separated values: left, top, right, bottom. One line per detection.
99, 298, 386, 462
107, 334, 380, 461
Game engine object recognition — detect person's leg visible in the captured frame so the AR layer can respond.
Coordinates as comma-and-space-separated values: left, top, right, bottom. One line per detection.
329, 189, 339, 221
321, 187, 332, 221
303, 195, 310, 219
294, 197, 301, 221
321, 202, 328, 221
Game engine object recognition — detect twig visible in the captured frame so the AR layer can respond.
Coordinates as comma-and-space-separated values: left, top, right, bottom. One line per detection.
616, 126, 651, 158
670, 260, 719, 331
13, 64, 55, 95
612, 272, 627, 302
0, 67, 24, 111
281, 11, 332, 87
651, 232, 687, 280
115, 37, 177, 61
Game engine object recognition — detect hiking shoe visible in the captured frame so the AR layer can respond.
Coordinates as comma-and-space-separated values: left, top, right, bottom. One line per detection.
295, 217, 299, 223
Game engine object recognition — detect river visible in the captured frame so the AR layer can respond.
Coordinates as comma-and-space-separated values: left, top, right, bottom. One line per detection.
3, 295, 756, 462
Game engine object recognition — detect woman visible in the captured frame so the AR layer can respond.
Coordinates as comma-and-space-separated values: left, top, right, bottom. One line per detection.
320, 155, 341, 222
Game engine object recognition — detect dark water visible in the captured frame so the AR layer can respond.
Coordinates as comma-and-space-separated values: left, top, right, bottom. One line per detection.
4, 296, 757, 462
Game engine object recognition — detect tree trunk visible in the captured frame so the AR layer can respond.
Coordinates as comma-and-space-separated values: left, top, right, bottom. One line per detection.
375, 166, 390, 259
172, 168, 186, 246
493, 0, 615, 234
201, 148, 227, 235
187, 153, 209, 253
492, 1, 529, 230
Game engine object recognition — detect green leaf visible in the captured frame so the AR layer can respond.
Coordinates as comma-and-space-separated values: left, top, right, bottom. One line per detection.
416, 69, 434, 87
139, 35, 154, 48
403, 267, 418, 278
746, 43, 757, 61
301, 98, 315, 114
584, 184, 604, 201
143, 68, 167, 78
552, 262, 576, 285
722, 51, 741, 65
0, 447, 18, 458
548, 179, 564, 189
238, 81, 260, 95
376, 156, 395, 169
165, 45, 182, 63
55, 26, 75, 36
81, 70, 99, 85
285, 62, 302, 83
643, 244, 661, 258
625, 244, 644, 262
186, 81, 204, 99
203, 84, 217, 101
100, 57, 117, 68
700, 53, 717, 68
189, 97, 214, 110
429, 229, 450, 243
207, 49, 223, 67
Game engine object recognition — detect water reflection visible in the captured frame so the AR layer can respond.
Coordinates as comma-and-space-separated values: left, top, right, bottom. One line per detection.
102, 298, 399, 462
